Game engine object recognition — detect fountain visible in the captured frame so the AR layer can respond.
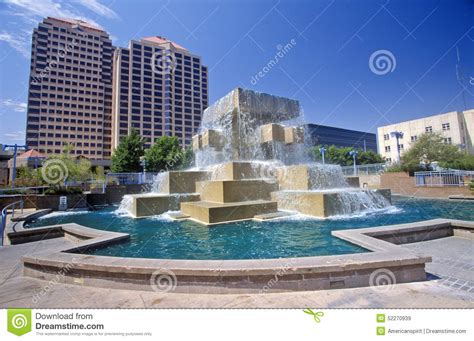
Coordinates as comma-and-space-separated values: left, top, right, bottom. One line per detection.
122, 87, 391, 223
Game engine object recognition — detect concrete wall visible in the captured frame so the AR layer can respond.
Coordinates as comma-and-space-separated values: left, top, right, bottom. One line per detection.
380, 172, 472, 198
358, 174, 381, 188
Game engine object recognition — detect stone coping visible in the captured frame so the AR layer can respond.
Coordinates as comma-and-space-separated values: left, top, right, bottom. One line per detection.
13, 211, 474, 293
12, 212, 474, 293
332, 218, 474, 252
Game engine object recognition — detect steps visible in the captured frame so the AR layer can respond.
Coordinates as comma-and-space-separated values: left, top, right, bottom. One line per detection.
181, 200, 278, 225
196, 179, 278, 203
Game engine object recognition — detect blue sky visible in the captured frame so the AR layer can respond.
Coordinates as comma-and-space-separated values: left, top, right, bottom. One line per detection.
0, 0, 473, 145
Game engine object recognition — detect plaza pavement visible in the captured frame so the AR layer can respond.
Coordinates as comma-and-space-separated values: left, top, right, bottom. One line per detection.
0, 236, 472, 309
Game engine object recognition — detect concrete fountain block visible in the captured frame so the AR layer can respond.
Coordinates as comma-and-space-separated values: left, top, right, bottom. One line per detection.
160, 171, 211, 194
260, 123, 285, 143
196, 179, 278, 203
345, 176, 361, 188
211, 161, 270, 181
271, 188, 392, 218
201, 129, 225, 150
129, 193, 201, 218
181, 200, 278, 225
192, 134, 202, 151
201, 88, 300, 126
277, 165, 312, 190
284, 126, 304, 144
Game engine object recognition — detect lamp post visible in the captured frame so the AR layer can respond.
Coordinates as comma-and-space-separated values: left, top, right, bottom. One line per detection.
2, 144, 27, 189
319, 147, 326, 165
140, 156, 147, 184
390, 131, 404, 164
349, 150, 358, 176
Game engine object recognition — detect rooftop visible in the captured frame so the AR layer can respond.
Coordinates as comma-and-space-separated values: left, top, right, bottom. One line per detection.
141, 36, 188, 51
46, 17, 105, 33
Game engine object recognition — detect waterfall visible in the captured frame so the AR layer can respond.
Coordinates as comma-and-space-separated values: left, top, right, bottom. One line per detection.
116, 194, 133, 216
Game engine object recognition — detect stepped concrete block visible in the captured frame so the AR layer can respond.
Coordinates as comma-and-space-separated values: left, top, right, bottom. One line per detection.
202, 88, 300, 126
345, 176, 360, 188
129, 194, 200, 218
271, 189, 392, 217
260, 123, 285, 143
284, 126, 304, 144
202, 129, 225, 150
161, 171, 211, 194
192, 134, 202, 151
271, 191, 327, 217
211, 161, 268, 180
277, 165, 311, 190
376, 188, 392, 203
196, 179, 278, 203
181, 200, 278, 225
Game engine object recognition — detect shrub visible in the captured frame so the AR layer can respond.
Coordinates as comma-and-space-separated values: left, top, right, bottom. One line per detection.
44, 186, 83, 195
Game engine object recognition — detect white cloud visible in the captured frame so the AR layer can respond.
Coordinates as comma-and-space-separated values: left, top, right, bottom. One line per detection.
0, 31, 30, 58
2, 0, 119, 58
75, 0, 119, 19
1, 99, 28, 112
4, 130, 26, 141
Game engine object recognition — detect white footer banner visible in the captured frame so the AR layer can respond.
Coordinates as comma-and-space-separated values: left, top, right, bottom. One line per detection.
1, 309, 471, 340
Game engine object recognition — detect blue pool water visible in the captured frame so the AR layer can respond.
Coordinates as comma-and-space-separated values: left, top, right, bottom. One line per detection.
27, 196, 474, 260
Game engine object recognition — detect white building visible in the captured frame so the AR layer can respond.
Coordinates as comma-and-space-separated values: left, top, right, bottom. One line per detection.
377, 109, 474, 163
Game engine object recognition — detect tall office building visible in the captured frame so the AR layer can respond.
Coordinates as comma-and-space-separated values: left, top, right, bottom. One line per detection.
25, 17, 114, 160
377, 109, 474, 163
111, 36, 208, 149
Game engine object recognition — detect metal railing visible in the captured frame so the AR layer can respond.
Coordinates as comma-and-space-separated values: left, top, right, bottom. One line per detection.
105, 172, 158, 187
415, 170, 474, 187
1, 200, 23, 246
340, 163, 386, 176
0, 186, 49, 195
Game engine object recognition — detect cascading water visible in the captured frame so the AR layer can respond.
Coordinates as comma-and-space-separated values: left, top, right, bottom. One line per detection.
116, 87, 393, 220
116, 194, 133, 216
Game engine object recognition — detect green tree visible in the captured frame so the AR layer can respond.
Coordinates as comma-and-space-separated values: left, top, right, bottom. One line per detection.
401, 133, 462, 171
312, 145, 384, 166
439, 154, 474, 171
111, 130, 146, 172
144, 136, 187, 172
41, 145, 92, 185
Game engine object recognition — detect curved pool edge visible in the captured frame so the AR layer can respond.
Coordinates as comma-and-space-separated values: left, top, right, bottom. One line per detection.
8, 211, 472, 294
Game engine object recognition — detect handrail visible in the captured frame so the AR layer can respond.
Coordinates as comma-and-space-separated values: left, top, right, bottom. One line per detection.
1, 200, 24, 246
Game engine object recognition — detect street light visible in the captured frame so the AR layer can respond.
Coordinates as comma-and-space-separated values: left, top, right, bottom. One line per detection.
2, 144, 27, 189
349, 150, 358, 176
140, 156, 147, 184
390, 131, 404, 164
319, 147, 327, 165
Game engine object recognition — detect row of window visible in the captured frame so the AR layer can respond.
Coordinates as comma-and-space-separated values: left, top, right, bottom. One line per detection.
384, 137, 452, 153
383, 123, 451, 141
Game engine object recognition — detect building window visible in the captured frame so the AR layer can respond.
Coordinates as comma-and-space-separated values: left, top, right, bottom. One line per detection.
398, 144, 404, 150
442, 123, 450, 131
444, 137, 452, 144
383, 134, 389, 141
411, 135, 417, 142
385, 146, 391, 152
425, 126, 432, 133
